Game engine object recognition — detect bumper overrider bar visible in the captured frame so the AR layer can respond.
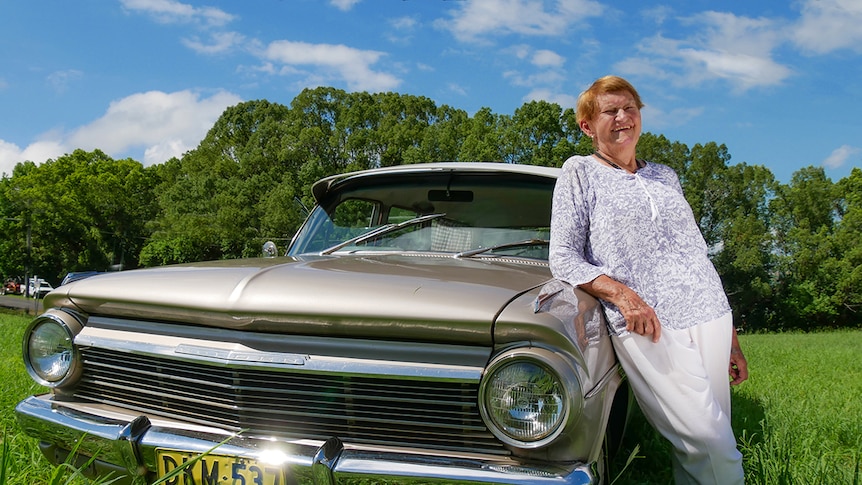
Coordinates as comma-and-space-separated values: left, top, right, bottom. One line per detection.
17, 395, 598, 485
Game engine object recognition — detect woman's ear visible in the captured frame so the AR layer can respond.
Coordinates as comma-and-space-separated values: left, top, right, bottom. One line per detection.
579, 120, 594, 138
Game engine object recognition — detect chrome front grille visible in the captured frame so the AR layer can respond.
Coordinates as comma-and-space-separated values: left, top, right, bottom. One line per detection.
75, 347, 506, 455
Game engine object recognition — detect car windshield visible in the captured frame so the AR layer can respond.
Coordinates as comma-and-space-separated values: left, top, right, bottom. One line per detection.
288, 169, 554, 260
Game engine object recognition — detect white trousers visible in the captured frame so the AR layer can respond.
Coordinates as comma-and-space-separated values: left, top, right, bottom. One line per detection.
612, 313, 744, 484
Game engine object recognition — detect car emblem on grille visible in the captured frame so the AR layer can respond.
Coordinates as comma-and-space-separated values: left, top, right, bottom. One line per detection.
175, 344, 307, 365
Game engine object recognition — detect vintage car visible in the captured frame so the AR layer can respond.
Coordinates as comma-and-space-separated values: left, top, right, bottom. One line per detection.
1, 277, 22, 295
16, 162, 631, 485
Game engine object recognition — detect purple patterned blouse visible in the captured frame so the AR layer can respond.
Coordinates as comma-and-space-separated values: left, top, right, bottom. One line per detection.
549, 155, 731, 335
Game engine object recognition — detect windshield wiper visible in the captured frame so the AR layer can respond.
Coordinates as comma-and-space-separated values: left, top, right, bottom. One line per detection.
455, 239, 549, 258
320, 213, 447, 255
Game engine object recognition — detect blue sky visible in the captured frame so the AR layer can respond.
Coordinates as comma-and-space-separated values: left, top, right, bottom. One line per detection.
1, 0, 860, 183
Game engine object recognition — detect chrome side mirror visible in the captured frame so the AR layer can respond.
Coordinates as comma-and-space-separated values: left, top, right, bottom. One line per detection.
262, 241, 278, 258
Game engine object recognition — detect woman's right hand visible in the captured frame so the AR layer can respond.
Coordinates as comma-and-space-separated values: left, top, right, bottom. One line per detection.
616, 285, 662, 342
580, 275, 662, 342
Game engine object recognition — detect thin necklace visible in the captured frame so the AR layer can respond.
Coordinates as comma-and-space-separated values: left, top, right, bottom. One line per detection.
592, 151, 645, 172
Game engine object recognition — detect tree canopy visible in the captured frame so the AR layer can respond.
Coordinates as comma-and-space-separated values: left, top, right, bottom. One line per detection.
1, 86, 859, 332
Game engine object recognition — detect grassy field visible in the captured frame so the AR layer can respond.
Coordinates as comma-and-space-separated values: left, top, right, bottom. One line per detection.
1, 309, 860, 484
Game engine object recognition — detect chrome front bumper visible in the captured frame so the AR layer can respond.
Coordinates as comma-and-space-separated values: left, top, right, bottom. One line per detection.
16, 395, 598, 485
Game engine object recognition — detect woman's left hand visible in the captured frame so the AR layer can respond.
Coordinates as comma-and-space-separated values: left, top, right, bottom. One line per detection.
729, 328, 748, 385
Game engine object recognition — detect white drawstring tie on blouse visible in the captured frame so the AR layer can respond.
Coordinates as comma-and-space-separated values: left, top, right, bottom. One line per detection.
634, 173, 659, 221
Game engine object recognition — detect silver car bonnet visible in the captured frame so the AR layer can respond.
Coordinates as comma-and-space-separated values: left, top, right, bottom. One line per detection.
46, 254, 553, 345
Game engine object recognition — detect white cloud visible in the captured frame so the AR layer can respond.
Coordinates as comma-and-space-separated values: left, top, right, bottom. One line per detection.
69, 90, 241, 165
641, 6, 673, 26
262, 40, 401, 92
120, 0, 235, 27
501, 45, 568, 102
505, 69, 565, 88
182, 31, 246, 55
0, 139, 67, 178
0, 89, 242, 175
640, 104, 705, 130
447, 83, 468, 96
385, 16, 419, 44
531, 49, 565, 68
822, 145, 861, 169
524, 88, 577, 109
439, 0, 603, 42
390, 16, 417, 31
46, 69, 84, 94
0, 140, 21, 177
792, 0, 862, 54
613, 56, 671, 80
677, 48, 791, 91
330, 0, 361, 12
508, 44, 531, 60
125, 0, 400, 94
618, 11, 792, 92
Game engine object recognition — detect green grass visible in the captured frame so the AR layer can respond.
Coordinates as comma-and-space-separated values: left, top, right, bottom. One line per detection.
0, 311, 72, 485
2, 309, 861, 484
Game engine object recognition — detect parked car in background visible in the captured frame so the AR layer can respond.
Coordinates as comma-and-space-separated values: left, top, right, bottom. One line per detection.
16, 162, 632, 484
26, 278, 54, 298
0, 278, 22, 295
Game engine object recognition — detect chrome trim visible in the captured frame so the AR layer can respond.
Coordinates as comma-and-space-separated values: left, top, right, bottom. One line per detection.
16, 395, 598, 485
312, 437, 342, 485
585, 363, 623, 400
75, 325, 485, 381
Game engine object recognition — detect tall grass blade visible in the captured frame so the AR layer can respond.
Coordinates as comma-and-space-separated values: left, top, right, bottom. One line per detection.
853, 447, 860, 485
609, 444, 641, 485
1, 428, 10, 485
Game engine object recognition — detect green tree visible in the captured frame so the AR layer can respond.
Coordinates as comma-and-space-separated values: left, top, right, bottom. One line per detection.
368, 91, 438, 167
457, 107, 504, 162
770, 167, 843, 329
0, 150, 157, 284
831, 168, 862, 325
406, 104, 470, 163
636, 133, 690, 177
683, 142, 734, 247
709, 163, 777, 330
498, 100, 585, 167
141, 100, 301, 265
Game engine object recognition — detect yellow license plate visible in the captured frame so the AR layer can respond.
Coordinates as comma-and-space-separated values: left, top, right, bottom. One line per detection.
157, 449, 287, 485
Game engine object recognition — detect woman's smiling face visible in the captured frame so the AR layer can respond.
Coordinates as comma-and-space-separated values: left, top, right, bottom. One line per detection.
580, 91, 642, 156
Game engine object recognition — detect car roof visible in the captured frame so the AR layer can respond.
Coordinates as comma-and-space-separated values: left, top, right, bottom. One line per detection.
310, 162, 561, 203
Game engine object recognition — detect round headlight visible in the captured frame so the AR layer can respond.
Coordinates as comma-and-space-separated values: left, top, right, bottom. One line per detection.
480, 348, 580, 447
23, 312, 83, 388
483, 361, 565, 443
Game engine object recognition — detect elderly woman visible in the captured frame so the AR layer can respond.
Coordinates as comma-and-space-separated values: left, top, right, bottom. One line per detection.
549, 75, 748, 484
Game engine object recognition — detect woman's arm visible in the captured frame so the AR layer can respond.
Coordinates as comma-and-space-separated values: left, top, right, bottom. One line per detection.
579, 274, 662, 342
